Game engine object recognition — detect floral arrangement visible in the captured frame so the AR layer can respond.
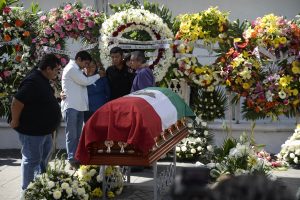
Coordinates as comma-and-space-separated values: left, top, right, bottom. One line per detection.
220, 14, 300, 120
0, 4, 38, 117
99, 8, 174, 82
36, 2, 105, 65
210, 133, 272, 180
24, 159, 91, 200
176, 118, 214, 163
77, 165, 123, 199
190, 87, 227, 121
278, 124, 300, 167
173, 7, 229, 90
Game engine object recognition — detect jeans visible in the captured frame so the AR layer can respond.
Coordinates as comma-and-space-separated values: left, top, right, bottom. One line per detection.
64, 108, 84, 162
18, 133, 53, 190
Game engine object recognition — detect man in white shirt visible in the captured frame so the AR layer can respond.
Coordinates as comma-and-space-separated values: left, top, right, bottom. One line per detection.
61, 51, 100, 169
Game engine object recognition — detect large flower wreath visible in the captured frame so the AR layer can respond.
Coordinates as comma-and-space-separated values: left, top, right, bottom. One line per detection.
174, 7, 229, 91
0, 4, 38, 117
221, 14, 300, 120
100, 8, 174, 82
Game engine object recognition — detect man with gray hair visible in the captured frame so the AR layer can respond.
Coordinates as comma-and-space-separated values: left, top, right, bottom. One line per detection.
130, 51, 155, 92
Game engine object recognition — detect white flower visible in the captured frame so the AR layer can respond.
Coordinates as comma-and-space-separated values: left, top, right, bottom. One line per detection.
89, 169, 97, 176
53, 190, 62, 199
207, 145, 213, 152
66, 187, 73, 195
201, 122, 207, 127
278, 90, 286, 99
197, 146, 203, 151
265, 90, 274, 102
204, 130, 209, 136
27, 182, 35, 189
48, 181, 55, 189
61, 182, 69, 190
176, 146, 181, 152
77, 187, 86, 196
290, 153, 296, 159
191, 148, 196, 154
294, 157, 299, 164
96, 174, 102, 182
295, 149, 300, 155
181, 146, 187, 152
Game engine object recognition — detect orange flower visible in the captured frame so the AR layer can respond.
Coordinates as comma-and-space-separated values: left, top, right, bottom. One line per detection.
15, 19, 24, 27
15, 45, 21, 52
15, 55, 22, 62
4, 34, 11, 41
3, 22, 10, 28
23, 31, 30, 37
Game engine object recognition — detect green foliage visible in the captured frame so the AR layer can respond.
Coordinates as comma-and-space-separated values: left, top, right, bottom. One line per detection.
0, 0, 18, 10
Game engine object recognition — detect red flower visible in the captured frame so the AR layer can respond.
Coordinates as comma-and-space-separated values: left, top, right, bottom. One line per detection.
3, 7, 11, 14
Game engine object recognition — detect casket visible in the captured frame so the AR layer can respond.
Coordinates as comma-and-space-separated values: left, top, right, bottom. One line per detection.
76, 87, 195, 166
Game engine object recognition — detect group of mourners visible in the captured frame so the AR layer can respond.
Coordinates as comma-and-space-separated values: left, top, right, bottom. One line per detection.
9, 47, 155, 195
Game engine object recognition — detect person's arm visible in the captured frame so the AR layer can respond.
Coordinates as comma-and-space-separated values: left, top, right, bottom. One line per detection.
69, 67, 100, 86
10, 97, 24, 128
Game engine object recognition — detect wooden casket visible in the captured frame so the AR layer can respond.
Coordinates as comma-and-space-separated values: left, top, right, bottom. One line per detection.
75, 87, 195, 166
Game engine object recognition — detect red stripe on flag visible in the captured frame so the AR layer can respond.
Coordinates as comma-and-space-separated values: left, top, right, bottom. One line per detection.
76, 96, 162, 164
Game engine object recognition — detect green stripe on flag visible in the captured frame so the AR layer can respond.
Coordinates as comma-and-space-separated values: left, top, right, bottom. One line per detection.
146, 87, 195, 120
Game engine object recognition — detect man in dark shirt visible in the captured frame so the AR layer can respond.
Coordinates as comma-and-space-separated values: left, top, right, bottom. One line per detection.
106, 47, 135, 100
10, 54, 61, 192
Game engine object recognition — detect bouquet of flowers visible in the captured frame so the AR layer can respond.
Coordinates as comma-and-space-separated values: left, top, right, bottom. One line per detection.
176, 118, 214, 163
77, 165, 123, 199
24, 159, 91, 200
0, 3, 38, 117
36, 2, 105, 65
278, 124, 300, 167
210, 133, 272, 180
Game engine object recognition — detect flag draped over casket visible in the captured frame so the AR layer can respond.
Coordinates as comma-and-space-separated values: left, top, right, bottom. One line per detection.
76, 87, 195, 164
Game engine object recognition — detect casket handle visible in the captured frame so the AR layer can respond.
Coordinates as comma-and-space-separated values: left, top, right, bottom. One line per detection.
104, 140, 114, 153
118, 141, 128, 153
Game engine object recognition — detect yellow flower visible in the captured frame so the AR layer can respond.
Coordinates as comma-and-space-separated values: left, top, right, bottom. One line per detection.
195, 68, 202, 75
92, 187, 103, 197
226, 79, 231, 86
292, 89, 299, 96
279, 76, 292, 87
292, 61, 300, 74
107, 191, 115, 199
279, 37, 287, 44
293, 99, 300, 106
242, 82, 250, 89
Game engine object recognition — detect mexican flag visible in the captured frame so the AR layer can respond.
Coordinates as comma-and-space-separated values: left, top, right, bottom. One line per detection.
76, 87, 195, 164
128, 87, 195, 130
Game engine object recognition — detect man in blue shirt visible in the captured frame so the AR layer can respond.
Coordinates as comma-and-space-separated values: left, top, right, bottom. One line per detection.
130, 51, 155, 92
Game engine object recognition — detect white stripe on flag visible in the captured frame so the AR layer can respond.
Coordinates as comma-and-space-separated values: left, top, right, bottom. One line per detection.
128, 89, 178, 130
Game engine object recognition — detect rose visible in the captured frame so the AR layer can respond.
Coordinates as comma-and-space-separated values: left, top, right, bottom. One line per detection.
3, 7, 12, 14
53, 190, 62, 199
64, 4, 72, 11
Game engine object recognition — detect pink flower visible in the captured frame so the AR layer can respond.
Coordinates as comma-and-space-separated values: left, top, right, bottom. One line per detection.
41, 38, 48, 44
3, 70, 11, 78
78, 23, 85, 30
64, 4, 72, 11
57, 18, 65, 26
76, 12, 81, 19
61, 58, 67, 65
85, 11, 91, 17
79, 18, 85, 23
53, 24, 62, 33
63, 13, 72, 20
40, 15, 47, 21
87, 21, 94, 28
45, 28, 53, 35
3, 7, 11, 14
60, 32, 65, 38
56, 44, 61, 50
50, 38, 56, 45
65, 25, 73, 31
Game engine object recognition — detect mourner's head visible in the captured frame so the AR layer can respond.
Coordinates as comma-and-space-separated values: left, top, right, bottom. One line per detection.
75, 51, 92, 69
130, 51, 146, 70
38, 53, 61, 80
110, 47, 124, 69
84, 59, 98, 76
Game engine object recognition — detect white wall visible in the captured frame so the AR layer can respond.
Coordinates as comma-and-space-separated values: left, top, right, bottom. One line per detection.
20, 0, 300, 21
